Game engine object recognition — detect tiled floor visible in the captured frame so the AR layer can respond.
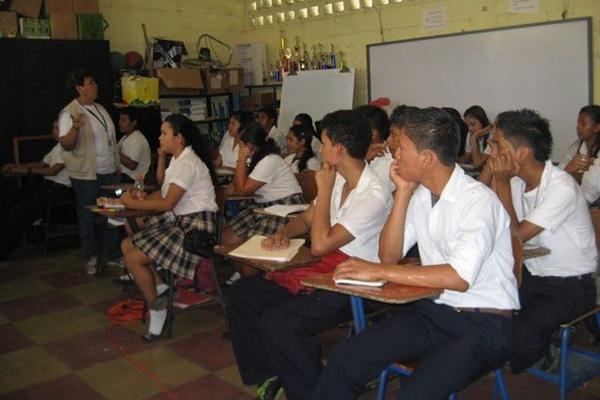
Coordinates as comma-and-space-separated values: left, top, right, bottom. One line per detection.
1, 245, 600, 399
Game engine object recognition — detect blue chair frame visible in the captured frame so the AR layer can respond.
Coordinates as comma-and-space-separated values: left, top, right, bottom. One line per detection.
526, 307, 600, 400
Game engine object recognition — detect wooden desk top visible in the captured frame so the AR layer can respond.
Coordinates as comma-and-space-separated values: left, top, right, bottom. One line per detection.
101, 184, 159, 192
523, 246, 551, 260
301, 273, 442, 304
214, 242, 319, 272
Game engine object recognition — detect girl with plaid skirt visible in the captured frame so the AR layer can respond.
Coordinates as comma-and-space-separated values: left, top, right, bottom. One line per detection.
120, 114, 218, 341
222, 122, 304, 279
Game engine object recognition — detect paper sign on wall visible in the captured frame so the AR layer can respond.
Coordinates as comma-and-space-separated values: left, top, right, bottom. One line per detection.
423, 7, 447, 31
509, 0, 539, 13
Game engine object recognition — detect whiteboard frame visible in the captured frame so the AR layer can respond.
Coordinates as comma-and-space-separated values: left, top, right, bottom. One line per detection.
367, 18, 593, 159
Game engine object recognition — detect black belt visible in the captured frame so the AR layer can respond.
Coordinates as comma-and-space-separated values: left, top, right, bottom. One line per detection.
455, 307, 513, 318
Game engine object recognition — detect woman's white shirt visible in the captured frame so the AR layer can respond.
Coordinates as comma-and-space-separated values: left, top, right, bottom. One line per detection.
162, 146, 218, 215
218, 132, 239, 168
283, 153, 321, 173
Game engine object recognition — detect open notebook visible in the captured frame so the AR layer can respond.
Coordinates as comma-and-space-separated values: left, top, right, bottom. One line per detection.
334, 278, 387, 288
228, 235, 305, 262
263, 204, 310, 217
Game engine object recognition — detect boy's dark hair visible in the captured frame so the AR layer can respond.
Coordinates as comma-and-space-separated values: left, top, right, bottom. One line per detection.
164, 114, 217, 184
355, 105, 390, 141
239, 121, 281, 173
288, 125, 315, 172
390, 106, 420, 129
119, 106, 139, 123
231, 110, 254, 126
66, 70, 94, 98
496, 109, 553, 162
579, 105, 600, 157
320, 110, 371, 160
257, 107, 278, 123
403, 107, 460, 166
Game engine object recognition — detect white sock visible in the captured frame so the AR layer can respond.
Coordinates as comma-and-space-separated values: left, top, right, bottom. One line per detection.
156, 283, 168, 296
148, 309, 167, 335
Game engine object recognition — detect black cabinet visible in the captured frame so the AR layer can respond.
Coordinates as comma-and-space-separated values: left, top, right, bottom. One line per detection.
0, 38, 112, 164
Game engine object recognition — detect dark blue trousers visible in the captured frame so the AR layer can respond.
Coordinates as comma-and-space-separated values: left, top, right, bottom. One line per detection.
312, 300, 513, 400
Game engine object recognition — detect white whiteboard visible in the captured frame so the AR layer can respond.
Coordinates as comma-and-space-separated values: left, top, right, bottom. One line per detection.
278, 68, 355, 134
368, 18, 592, 161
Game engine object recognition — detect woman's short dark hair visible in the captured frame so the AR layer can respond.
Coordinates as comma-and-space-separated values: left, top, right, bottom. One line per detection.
293, 113, 317, 140
289, 125, 315, 172
164, 114, 216, 184
320, 110, 371, 160
443, 107, 469, 157
403, 107, 460, 166
355, 105, 390, 142
495, 109, 553, 162
66, 70, 94, 99
463, 105, 491, 128
239, 121, 280, 173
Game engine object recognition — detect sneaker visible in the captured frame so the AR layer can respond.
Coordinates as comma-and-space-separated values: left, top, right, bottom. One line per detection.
85, 257, 97, 275
256, 376, 283, 400
225, 271, 241, 286
107, 258, 125, 269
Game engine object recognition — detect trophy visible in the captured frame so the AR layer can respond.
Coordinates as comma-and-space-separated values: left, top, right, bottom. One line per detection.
339, 50, 350, 73
330, 44, 337, 69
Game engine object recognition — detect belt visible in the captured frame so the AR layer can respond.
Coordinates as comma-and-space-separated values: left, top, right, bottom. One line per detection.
455, 307, 513, 318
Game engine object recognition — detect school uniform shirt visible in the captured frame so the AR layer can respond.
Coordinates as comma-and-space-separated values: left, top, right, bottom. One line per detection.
327, 164, 393, 262
59, 103, 117, 174
268, 126, 287, 153
117, 130, 151, 181
510, 160, 597, 277
162, 146, 218, 216
218, 131, 239, 168
402, 165, 520, 310
369, 150, 395, 193
464, 131, 490, 154
249, 154, 302, 203
42, 144, 71, 188
559, 141, 600, 204
283, 153, 321, 173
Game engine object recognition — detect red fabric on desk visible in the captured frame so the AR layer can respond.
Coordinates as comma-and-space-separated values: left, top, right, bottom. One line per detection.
266, 250, 349, 294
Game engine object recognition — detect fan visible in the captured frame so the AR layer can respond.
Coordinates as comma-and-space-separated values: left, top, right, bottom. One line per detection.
183, 34, 232, 71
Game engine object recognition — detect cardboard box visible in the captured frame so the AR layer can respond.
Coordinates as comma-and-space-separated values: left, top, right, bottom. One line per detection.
121, 76, 159, 104
10, 0, 43, 18
155, 68, 203, 90
73, 0, 99, 14
0, 11, 18, 37
226, 68, 244, 92
50, 12, 77, 39
45, 0, 73, 14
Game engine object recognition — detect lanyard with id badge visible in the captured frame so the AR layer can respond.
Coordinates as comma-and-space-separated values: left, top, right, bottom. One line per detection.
83, 104, 113, 147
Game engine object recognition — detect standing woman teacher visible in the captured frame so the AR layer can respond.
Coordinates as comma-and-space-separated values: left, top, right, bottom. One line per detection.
58, 70, 120, 275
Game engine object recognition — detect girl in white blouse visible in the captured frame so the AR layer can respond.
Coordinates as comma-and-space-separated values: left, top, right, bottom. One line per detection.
284, 125, 321, 173
120, 114, 218, 341
214, 111, 254, 169
222, 122, 303, 256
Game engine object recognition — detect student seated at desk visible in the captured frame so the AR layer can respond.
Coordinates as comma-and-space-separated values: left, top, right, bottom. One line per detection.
226, 110, 392, 400
293, 113, 322, 160
257, 106, 286, 152
313, 107, 519, 400
283, 125, 321, 173
459, 105, 492, 168
560, 105, 600, 205
214, 111, 254, 170
0, 121, 73, 260
119, 114, 218, 342
116, 107, 151, 184
355, 105, 394, 192
485, 109, 597, 373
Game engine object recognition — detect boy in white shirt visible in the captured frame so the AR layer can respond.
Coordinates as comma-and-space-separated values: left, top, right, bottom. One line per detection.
313, 107, 519, 400
226, 110, 392, 400
116, 107, 151, 183
486, 109, 597, 373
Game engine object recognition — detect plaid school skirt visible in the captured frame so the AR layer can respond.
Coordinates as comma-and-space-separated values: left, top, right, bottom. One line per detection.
132, 211, 217, 280
229, 193, 304, 239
